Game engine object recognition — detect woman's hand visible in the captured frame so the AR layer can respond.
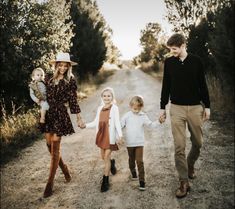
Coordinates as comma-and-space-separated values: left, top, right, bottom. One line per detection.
77, 119, 86, 129
77, 114, 86, 129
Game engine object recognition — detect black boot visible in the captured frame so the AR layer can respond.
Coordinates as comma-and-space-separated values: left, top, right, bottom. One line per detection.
101, 175, 109, 192
110, 159, 117, 175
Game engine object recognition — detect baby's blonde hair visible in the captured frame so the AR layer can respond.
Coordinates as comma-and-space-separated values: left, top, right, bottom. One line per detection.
31, 67, 45, 80
129, 95, 144, 108
101, 87, 116, 104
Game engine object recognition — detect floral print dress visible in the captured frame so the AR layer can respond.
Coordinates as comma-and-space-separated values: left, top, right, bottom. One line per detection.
44, 74, 81, 136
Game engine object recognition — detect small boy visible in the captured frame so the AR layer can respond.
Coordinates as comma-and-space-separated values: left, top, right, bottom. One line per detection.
121, 95, 160, 191
29, 67, 49, 124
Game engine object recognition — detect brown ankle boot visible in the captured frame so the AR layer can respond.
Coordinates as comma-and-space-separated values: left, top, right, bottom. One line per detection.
43, 182, 53, 198
43, 141, 60, 198
175, 180, 190, 198
47, 144, 71, 182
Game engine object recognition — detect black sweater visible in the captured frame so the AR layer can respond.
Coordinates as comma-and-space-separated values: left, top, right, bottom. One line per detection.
160, 53, 210, 109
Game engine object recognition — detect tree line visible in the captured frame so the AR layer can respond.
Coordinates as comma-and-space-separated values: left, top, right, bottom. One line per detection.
136, 0, 234, 115
0, 0, 120, 114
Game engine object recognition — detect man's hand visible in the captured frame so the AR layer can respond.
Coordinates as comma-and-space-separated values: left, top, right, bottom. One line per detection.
203, 108, 210, 122
159, 109, 166, 123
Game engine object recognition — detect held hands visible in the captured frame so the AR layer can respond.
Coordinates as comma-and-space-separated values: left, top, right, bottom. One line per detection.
117, 137, 124, 146
203, 108, 210, 122
159, 109, 166, 124
77, 115, 86, 129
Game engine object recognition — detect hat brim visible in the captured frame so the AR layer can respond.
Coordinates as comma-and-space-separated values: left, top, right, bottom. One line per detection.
49, 60, 78, 66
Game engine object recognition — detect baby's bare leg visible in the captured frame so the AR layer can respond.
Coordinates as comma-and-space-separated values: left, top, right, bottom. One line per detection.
40, 109, 46, 123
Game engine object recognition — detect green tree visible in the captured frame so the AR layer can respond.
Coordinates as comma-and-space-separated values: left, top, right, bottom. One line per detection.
0, 0, 73, 112
208, 1, 234, 86
164, 0, 222, 35
138, 22, 168, 71
70, 0, 111, 79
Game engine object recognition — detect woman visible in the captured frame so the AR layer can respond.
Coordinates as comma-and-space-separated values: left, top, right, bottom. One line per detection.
43, 52, 85, 198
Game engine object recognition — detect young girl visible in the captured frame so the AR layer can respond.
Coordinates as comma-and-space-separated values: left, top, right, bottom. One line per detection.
121, 95, 160, 191
42, 52, 85, 198
85, 87, 123, 192
29, 67, 49, 124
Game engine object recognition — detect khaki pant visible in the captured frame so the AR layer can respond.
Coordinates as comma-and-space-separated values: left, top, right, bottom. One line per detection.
170, 104, 204, 181
127, 146, 145, 182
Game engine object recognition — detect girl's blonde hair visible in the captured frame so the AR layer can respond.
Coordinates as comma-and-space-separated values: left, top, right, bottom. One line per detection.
129, 95, 144, 107
31, 67, 45, 80
101, 87, 116, 105
51, 62, 74, 83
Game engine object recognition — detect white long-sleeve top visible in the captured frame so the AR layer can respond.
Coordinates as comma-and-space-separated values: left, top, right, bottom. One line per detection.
86, 104, 123, 144
121, 111, 159, 147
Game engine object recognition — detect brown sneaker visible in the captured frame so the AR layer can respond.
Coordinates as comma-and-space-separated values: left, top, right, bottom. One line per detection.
175, 180, 190, 198
188, 167, 196, 179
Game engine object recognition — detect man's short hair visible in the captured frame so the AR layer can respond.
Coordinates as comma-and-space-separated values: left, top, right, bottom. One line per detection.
167, 33, 186, 47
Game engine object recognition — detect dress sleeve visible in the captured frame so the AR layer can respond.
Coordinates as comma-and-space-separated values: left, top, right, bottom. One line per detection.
68, 78, 81, 114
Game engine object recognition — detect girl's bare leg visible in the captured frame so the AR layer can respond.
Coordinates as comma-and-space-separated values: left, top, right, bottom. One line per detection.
100, 149, 105, 160
104, 149, 112, 176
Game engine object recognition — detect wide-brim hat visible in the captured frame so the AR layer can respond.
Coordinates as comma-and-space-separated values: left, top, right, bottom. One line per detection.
49, 52, 77, 66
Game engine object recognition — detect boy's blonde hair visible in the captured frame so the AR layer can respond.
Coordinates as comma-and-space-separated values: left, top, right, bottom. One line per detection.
31, 67, 45, 80
101, 87, 116, 104
130, 95, 144, 108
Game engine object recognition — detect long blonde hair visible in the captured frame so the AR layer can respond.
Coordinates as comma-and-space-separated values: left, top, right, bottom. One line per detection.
100, 87, 116, 105
51, 62, 74, 83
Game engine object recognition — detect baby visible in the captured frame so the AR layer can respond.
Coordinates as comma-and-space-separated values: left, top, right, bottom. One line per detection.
29, 67, 49, 124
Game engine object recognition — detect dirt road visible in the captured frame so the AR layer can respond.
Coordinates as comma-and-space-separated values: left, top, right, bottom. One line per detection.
1, 69, 234, 209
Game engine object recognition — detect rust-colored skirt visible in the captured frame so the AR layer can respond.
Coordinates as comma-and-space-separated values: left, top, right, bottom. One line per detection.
96, 106, 118, 151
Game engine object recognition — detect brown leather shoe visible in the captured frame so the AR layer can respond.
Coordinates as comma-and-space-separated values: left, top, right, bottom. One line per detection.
43, 182, 53, 198
175, 180, 190, 198
188, 167, 196, 179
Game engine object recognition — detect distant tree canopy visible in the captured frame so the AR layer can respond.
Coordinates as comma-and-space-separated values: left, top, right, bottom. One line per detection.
70, 0, 106, 79
0, 0, 119, 113
136, 22, 168, 70
164, 0, 222, 35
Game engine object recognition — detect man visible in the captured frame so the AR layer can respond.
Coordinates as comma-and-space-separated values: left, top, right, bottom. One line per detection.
159, 33, 210, 198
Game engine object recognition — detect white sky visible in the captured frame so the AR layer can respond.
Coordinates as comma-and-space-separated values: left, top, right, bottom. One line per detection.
96, 0, 173, 60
